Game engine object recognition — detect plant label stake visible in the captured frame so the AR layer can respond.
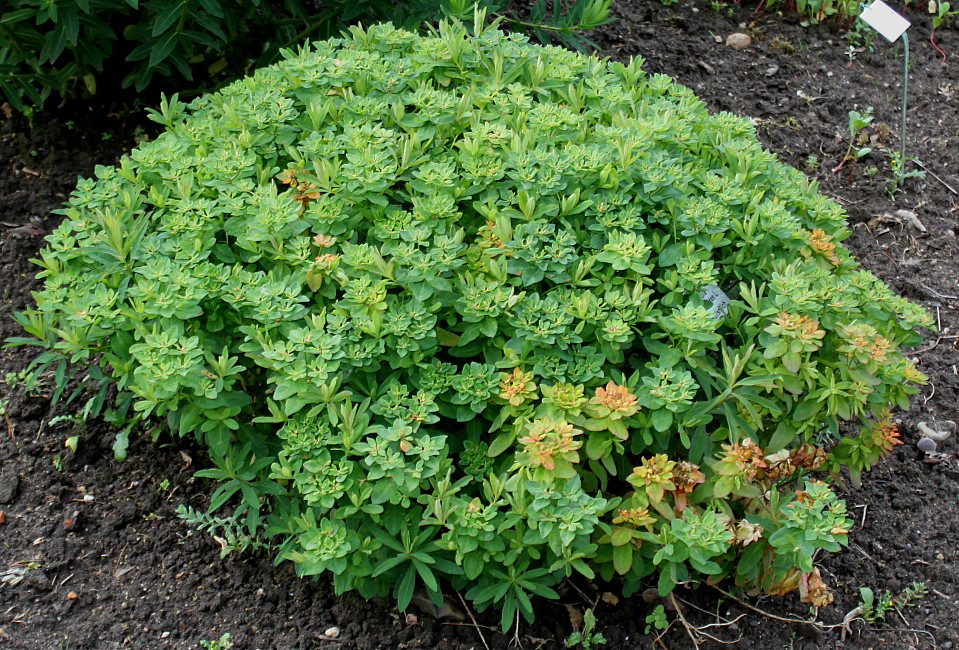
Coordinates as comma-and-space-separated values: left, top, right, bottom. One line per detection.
699, 284, 730, 320
858, 0, 912, 161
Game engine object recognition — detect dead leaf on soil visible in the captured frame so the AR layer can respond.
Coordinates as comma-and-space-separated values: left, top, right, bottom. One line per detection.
601, 591, 619, 606
2, 217, 44, 236
565, 604, 584, 630
114, 566, 135, 579
409, 592, 465, 621
895, 209, 927, 233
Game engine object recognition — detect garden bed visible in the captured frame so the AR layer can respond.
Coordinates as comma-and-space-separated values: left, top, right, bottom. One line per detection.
1, 1, 958, 648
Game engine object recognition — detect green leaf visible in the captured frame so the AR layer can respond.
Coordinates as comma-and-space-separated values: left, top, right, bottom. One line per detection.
1, 9, 36, 24
198, 0, 225, 18
395, 565, 417, 611
657, 566, 676, 596
765, 421, 797, 454
39, 21, 69, 63
60, 4, 80, 46
737, 537, 765, 577
152, 1, 186, 37
610, 526, 632, 547
792, 399, 821, 422
112, 428, 130, 461
658, 243, 683, 267
689, 425, 710, 464
371, 556, 405, 577
613, 543, 633, 574
487, 429, 516, 457
651, 408, 672, 432
148, 32, 179, 68
413, 560, 439, 593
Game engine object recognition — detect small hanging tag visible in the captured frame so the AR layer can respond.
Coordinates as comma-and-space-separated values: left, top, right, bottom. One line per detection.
859, 0, 911, 42
700, 284, 730, 320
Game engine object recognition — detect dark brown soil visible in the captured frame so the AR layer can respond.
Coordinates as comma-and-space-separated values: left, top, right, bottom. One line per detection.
2, 2, 958, 648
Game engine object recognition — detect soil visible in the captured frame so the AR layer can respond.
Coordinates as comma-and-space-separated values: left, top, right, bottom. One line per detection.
1, 2, 958, 648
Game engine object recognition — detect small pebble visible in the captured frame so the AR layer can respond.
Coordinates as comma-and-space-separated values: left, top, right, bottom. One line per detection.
917, 421, 956, 443
67, 592, 77, 600
324, 627, 341, 639
82, 494, 95, 502
160, 632, 170, 639
726, 33, 752, 50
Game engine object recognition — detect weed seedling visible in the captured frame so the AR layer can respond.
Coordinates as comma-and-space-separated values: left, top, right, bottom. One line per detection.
858, 581, 928, 622
566, 609, 606, 649
645, 604, 669, 634
199, 633, 233, 650
884, 148, 925, 196
930, 0, 958, 61
177, 505, 270, 558
832, 107, 874, 178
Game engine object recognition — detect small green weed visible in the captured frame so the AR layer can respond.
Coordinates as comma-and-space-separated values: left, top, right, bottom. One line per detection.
199, 633, 233, 650
644, 604, 669, 634
177, 505, 270, 559
566, 608, 606, 649
832, 108, 874, 176
884, 149, 925, 196
930, 0, 958, 61
858, 581, 928, 622
709, 0, 735, 15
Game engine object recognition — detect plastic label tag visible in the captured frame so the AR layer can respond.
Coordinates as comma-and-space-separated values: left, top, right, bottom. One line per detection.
700, 284, 730, 320
859, 0, 910, 42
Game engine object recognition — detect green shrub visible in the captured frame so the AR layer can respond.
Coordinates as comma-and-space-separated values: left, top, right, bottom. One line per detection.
0, 0, 612, 112
1, 0, 297, 111
12, 14, 930, 629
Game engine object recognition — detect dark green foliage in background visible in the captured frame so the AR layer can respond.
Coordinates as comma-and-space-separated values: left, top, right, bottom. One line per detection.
0, 0, 612, 112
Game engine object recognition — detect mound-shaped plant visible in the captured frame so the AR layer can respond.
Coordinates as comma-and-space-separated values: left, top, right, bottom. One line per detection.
14, 14, 931, 629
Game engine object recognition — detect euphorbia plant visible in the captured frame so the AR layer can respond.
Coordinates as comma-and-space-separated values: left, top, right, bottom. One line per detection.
12, 10, 931, 628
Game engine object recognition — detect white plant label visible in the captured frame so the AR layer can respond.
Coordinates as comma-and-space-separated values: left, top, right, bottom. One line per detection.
700, 284, 730, 320
859, 0, 911, 42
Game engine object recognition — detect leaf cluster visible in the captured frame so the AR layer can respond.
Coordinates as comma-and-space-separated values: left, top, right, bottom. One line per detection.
12, 15, 931, 628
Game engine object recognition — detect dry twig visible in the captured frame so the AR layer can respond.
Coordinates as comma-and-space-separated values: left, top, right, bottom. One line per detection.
667, 593, 701, 649
911, 334, 959, 354
456, 589, 491, 650
913, 160, 958, 195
